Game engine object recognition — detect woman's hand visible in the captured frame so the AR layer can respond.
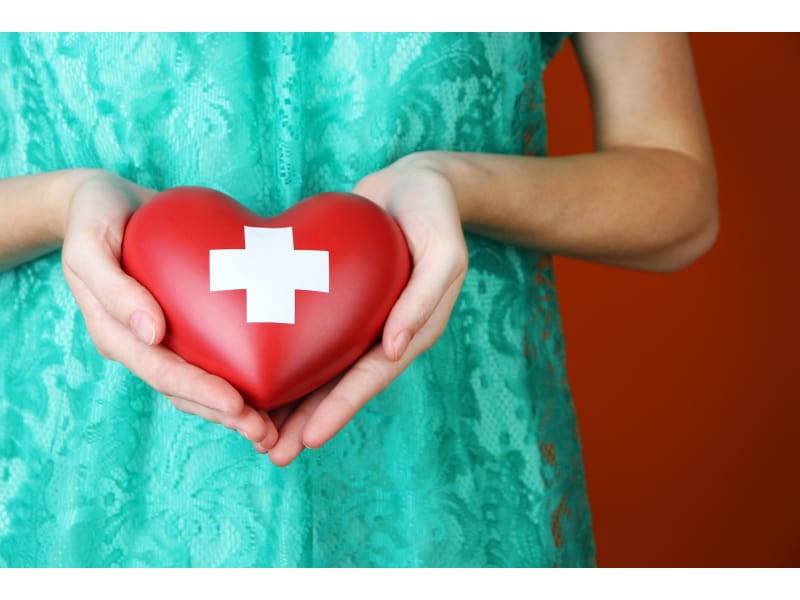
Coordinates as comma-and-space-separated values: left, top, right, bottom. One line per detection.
61, 171, 278, 448
264, 158, 469, 465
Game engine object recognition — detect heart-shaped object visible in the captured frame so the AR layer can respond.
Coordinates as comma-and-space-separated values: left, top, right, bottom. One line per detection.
121, 187, 410, 410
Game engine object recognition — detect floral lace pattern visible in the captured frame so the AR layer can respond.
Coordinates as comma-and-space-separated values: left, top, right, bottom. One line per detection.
0, 33, 594, 566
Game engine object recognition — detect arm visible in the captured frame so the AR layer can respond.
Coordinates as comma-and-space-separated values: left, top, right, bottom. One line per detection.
390, 32, 718, 272
0, 170, 87, 271
267, 32, 718, 465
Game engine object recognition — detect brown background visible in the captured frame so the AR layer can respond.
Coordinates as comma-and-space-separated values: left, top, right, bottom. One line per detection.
544, 33, 800, 567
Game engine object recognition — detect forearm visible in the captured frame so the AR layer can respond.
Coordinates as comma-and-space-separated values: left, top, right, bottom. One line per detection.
398, 148, 718, 272
0, 169, 96, 271
0, 169, 154, 272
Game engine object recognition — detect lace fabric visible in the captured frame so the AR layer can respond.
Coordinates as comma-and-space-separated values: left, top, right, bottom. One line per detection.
0, 32, 595, 567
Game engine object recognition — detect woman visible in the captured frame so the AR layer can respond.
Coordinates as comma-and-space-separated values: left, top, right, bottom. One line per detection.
0, 33, 716, 566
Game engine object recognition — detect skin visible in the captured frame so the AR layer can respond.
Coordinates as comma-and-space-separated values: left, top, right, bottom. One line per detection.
0, 33, 718, 466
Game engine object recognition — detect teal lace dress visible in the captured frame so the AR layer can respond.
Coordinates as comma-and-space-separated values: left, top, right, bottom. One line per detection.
0, 33, 595, 567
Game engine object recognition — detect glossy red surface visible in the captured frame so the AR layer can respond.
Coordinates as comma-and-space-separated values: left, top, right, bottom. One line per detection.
122, 187, 410, 410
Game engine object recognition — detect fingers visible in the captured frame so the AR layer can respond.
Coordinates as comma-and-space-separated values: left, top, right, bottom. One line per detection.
130, 340, 277, 446
267, 402, 299, 431
303, 277, 463, 451
251, 402, 299, 454
265, 390, 327, 465
381, 238, 467, 362
382, 218, 468, 361
301, 345, 401, 450
63, 233, 166, 349
265, 378, 340, 465
170, 395, 277, 448
68, 273, 277, 446
64, 242, 166, 346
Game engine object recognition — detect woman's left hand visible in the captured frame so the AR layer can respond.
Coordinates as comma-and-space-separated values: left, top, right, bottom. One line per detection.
263, 157, 469, 465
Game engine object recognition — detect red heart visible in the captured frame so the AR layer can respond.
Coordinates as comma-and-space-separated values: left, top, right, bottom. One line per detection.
121, 187, 411, 410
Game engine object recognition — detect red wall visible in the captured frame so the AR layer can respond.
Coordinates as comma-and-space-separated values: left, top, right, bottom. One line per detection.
545, 33, 800, 567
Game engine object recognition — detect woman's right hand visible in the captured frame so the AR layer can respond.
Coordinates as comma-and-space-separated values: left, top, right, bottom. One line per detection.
61, 170, 278, 448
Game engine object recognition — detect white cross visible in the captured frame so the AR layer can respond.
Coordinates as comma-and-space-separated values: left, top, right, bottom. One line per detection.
209, 226, 329, 324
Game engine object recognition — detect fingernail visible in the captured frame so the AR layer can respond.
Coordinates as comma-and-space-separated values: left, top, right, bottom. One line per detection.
392, 330, 411, 361
130, 310, 156, 345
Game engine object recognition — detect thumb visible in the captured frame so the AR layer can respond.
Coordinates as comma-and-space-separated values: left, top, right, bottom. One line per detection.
381, 246, 466, 362
63, 226, 166, 346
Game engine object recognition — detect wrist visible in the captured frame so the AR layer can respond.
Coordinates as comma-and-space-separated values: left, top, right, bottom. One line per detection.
57, 169, 156, 240
45, 168, 106, 242
388, 151, 480, 225
0, 168, 109, 271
